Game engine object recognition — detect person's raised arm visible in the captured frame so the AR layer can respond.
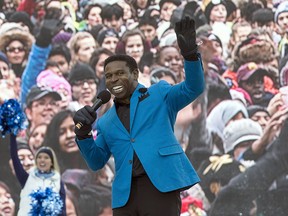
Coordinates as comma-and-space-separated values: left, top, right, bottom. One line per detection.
20, 8, 64, 107
10, 135, 29, 188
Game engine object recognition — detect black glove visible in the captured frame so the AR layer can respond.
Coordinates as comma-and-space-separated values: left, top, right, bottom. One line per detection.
36, 7, 64, 47
174, 17, 198, 61
73, 106, 97, 139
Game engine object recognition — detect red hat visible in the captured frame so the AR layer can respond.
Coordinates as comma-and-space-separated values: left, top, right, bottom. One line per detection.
237, 62, 268, 83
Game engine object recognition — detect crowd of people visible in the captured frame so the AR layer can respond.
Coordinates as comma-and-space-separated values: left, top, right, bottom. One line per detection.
0, 0, 288, 215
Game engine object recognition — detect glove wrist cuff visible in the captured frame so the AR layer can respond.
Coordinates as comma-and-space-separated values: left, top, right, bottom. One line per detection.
181, 46, 199, 61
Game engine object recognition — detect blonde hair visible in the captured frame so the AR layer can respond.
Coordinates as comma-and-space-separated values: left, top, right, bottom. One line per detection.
35, 146, 61, 173
67, 31, 97, 66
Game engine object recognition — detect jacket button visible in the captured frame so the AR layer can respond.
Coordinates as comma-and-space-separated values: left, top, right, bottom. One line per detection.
129, 160, 132, 164
131, 139, 135, 142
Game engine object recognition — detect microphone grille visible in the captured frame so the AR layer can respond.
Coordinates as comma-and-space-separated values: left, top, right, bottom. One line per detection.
97, 90, 111, 104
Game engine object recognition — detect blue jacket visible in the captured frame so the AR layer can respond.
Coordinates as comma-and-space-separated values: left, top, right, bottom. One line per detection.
76, 59, 205, 208
20, 44, 51, 108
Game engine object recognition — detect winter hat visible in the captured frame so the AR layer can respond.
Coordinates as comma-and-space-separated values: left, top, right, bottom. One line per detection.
208, 33, 223, 48
8, 11, 34, 32
37, 69, 72, 101
16, 137, 31, 151
206, 100, 248, 140
96, 28, 118, 46
52, 32, 73, 45
0, 51, 10, 67
68, 62, 97, 84
0, 22, 23, 35
204, 0, 227, 23
274, 1, 288, 23
247, 105, 270, 118
233, 37, 278, 68
223, 118, 263, 153
36, 147, 54, 165
237, 62, 268, 83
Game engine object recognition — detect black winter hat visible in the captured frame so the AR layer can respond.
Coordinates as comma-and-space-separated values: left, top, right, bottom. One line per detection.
68, 63, 97, 84
8, 11, 34, 32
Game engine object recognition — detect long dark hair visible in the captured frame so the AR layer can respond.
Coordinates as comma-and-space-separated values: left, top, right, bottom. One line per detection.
42, 110, 75, 154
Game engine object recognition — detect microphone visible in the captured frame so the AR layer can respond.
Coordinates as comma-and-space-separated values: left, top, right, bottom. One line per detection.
75, 90, 111, 129
92, 90, 111, 111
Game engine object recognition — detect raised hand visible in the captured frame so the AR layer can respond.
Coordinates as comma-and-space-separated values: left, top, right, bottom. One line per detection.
36, 7, 64, 47
174, 17, 198, 60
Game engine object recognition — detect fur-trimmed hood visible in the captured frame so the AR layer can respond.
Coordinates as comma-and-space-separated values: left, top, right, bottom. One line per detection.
0, 29, 34, 53
232, 37, 279, 71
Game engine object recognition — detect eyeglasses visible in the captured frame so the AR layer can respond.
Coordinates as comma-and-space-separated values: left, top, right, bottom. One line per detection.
6, 46, 26, 53
32, 100, 58, 108
72, 79, 96, 86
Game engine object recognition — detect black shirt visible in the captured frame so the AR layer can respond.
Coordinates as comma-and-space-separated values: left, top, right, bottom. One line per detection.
115, 101, 146, 177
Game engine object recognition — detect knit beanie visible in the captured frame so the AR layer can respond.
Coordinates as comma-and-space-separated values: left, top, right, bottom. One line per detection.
68, 63, 97, 84
274, 1, 288, 23
37, 69, 72, 101
52, 32, 73, 45
8, 11, 34, 32
247, 105, 269, 118
96, 28, 118, 46
36, 147, 54, 165
16, 138, 31, 151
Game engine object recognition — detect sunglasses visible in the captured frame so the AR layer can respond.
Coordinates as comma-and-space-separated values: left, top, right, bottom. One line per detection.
6, 46, 26, 53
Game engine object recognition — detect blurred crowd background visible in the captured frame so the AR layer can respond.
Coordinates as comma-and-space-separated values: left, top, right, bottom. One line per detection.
0, 0, 288, 215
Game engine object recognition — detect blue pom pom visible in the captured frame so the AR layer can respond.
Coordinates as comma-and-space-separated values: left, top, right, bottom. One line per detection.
0, 99, 26, 136
29, 187, 63, 216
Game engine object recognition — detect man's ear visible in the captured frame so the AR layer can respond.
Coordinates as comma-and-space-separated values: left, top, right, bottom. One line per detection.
25, 107, 33, 122
133, 69, 139, 81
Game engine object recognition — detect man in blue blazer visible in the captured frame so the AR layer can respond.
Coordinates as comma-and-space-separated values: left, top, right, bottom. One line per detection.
73, 17, 205, 216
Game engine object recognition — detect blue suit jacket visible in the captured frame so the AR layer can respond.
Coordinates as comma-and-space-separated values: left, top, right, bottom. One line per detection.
76, 59, 205, 208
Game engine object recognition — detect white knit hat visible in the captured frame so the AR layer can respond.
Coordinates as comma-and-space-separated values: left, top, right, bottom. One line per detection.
223, 119, 263, 153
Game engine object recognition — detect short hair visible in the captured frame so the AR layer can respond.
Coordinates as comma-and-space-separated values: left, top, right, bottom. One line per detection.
207, 82, 232, 109
230, 21, 251, 39
159, 0, 181, 10
83, 3, 102, 20
100, 4, 123, 20
104, 54, 138, 73
252, 8, 274, 25
49, 43, 71, 63
138, 16, 158, 29
239, 1, 263, 23
89, 47, 114, 71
